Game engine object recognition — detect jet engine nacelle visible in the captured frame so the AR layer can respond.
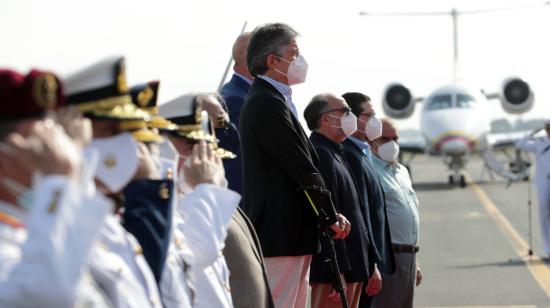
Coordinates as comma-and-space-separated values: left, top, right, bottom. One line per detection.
499, 77, 534, 114
382, 83, 415, 119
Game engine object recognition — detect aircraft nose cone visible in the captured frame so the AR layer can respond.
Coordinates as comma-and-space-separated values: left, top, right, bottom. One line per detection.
436, 135, 475, 155
440, 139, 469, 155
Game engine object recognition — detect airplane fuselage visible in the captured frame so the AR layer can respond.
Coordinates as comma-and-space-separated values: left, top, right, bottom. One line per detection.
420, 85, 491, 157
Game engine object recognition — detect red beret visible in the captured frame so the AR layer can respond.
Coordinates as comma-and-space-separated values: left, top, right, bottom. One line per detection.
0, 69, 65, 119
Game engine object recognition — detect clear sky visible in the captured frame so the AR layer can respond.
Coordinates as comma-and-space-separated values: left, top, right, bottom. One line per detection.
2, 0, 549, 129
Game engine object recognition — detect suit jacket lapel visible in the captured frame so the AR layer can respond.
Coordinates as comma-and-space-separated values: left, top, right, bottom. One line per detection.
256, 78, 317, 164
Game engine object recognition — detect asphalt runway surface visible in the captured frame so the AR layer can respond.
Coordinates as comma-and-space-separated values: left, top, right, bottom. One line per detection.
411, 154, 550, 307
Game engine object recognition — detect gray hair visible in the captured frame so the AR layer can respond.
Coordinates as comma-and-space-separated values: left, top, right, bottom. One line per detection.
304, 94, 330, 131
247, 23, 298, 76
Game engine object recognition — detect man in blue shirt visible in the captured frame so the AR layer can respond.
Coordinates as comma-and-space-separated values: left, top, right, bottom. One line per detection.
369, 118, 422, 308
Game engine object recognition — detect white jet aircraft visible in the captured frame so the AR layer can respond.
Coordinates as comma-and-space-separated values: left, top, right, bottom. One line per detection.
361, 5, 546, 187
382, 79, 534, 187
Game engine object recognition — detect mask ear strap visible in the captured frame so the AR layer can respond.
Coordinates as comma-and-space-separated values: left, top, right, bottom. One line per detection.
273, 68, 288, 77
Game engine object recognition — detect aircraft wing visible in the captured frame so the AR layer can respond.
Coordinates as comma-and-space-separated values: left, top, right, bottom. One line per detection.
487, 118, 546, 149
399, 129, 426, 154
486, 131, 532, 149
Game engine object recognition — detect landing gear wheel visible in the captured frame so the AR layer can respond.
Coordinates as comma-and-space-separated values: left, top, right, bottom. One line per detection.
449, 175, 454, 185
459, 175, 466, 188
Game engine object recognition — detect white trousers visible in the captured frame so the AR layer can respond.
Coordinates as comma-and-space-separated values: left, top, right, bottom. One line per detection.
264, 255, 312, 308
537, 185, 550, 254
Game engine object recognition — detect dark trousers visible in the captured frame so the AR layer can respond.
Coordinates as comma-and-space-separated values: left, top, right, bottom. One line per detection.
371, 252, 417, 308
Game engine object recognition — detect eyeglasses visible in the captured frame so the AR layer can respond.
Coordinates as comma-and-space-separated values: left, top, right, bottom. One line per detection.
321, 107, 351, 116
358, 112, 375, 120
377, 136, 399, 143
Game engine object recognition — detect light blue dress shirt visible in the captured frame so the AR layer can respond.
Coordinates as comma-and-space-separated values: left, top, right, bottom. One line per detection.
257, 75, 298, 119
371, 155, 419, 246
348, 136, 373, 163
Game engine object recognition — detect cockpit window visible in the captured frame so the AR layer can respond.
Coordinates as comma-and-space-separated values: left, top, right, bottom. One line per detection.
457, 94, 476, 108
426, 94, 452, 110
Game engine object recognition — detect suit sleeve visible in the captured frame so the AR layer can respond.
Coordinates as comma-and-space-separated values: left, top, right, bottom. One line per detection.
225, 95, 245, 126
314, 148, 352, 272
252, 98, 337, 226
216, 123, 243, 194
0, 176, 111, 308
344, 150, 383, 272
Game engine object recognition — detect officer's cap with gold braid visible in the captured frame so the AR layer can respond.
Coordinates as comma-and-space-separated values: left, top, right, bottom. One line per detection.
0, 69, 64, 119
159, 93, 236, 159
130, 80, 177, 131
127, 80, 171, 143
64, 56, 149, 121
130, 80, 159, 114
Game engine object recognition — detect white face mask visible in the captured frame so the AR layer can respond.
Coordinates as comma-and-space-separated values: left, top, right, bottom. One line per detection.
275, 55, 308, 85
328, 113, 357, 137
377, 140, 400, 163
88, 133, 139, 193
359, 116, 382, 141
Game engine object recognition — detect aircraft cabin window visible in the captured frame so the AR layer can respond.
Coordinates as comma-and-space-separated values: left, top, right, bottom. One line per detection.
457, 94, 476, 108
426, 94, 452, 110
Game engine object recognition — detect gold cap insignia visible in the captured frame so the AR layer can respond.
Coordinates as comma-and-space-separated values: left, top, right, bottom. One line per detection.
158, 182, 170, 200
104, 155, 117, 168
33, 74, 58, 110
137, 87, 154, 108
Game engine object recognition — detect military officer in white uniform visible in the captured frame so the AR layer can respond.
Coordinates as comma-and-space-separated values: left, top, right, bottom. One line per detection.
516, 121, 550, 256
159, 93, 239, 308
64, 56, 166, 308
0, 68, 112, 308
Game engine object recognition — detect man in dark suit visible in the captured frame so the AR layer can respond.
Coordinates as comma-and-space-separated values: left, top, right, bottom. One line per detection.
220, 32, 253, 126
217, 32, 252, 197
240, 23, 350, 308
304, 93, 374, 308
341, 92, 396, 308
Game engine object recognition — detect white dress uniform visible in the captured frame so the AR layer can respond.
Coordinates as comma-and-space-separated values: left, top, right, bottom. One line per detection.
0, 176, 112, 308
88, 213, 163, 308
160, 183, 239, 308
517, 135, 550, 254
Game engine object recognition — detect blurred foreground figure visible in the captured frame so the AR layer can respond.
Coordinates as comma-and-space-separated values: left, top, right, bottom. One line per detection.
0, 69, 112, 307
516, 121, 550, 256
160, 93, 240, 308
